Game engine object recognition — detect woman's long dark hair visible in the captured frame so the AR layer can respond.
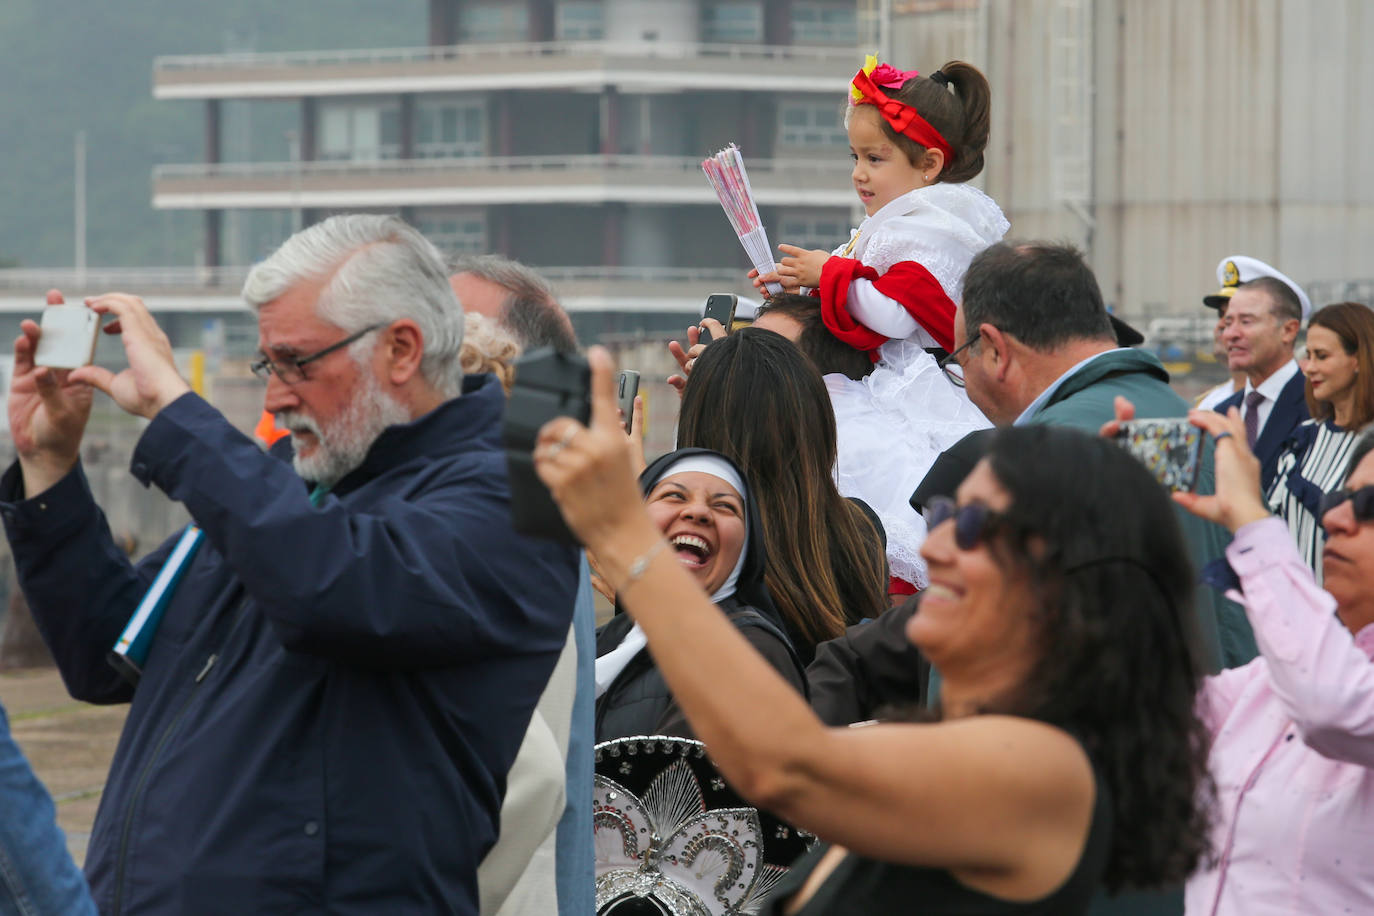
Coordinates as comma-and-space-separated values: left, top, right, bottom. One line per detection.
978, 425, 1214, 892
677, 329, 889, 658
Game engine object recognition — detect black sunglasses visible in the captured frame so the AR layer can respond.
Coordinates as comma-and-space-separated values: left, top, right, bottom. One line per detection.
1319, 484, 1374, 524
922, 496, 1007, 551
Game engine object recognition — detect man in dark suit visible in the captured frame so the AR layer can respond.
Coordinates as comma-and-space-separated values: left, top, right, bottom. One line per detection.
1213, 257, 1312, 491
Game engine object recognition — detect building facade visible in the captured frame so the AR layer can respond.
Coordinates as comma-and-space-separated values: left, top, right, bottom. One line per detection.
150, 0, 866, 323
888, 0, 1374, 342
3, 0, 1365, 363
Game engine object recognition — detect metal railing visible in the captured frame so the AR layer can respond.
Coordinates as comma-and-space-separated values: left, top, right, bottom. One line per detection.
0, 265, 747, 294
1307, 278, 1374, 307
540, 266, 744, 285
154, 40, 859, 74
0, 266, 251, 291
153, 154, 849, 182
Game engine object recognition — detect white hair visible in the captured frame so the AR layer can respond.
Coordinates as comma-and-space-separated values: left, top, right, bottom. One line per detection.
243, 214, 465, 397
275, 370, 411, 487
458, 311, 521, 394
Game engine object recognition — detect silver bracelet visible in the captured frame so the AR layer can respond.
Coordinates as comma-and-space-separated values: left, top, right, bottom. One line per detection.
623, 539, 669, 588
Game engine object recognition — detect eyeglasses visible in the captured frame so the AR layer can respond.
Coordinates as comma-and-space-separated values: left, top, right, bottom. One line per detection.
922, 496, 1007, 551
1319, 484, 1374, 524
250, 323, 385, 384
937, 336, 980, 388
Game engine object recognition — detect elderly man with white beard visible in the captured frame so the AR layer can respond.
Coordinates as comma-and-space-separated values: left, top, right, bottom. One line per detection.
0, 214, 579, 915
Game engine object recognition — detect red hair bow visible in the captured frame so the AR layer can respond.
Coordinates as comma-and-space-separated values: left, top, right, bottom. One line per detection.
851, 67, 954, 164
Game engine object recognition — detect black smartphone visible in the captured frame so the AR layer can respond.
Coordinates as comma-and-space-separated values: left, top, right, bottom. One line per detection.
1115, 418, 1204, 493
502, 347, 592, 543
698, 293, 738, 342
616, 370, 640, 434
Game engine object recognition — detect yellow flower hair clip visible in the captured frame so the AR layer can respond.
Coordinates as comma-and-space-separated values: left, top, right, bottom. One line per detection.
850, 54, 879, 102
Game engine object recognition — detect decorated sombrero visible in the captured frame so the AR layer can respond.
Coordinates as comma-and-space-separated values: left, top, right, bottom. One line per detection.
594, 736, 814, 916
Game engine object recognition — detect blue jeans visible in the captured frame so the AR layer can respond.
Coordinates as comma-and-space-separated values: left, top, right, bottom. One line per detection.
0, 702, 96, 916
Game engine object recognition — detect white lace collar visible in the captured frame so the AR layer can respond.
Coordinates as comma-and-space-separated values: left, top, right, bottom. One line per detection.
845, 184, 1008, 263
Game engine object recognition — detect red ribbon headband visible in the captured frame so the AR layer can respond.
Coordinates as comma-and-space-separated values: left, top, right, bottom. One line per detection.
851, 68, 954, 164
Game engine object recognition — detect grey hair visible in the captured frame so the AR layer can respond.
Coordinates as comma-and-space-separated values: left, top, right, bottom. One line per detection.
1239, 276, 1303, 325
243, 214, 465, 397
447, 253, 577, 352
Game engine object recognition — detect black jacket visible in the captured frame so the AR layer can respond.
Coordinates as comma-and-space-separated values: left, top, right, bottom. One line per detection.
1, 376, 579, 915
808, 598, 927, 726
595, 597, 806, 740
595, 448, 807, 741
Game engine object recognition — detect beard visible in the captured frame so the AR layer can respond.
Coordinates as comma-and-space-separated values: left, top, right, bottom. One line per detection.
276, 369, 411, 488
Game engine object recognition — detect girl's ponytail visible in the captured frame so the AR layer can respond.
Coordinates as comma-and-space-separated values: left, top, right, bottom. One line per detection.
878, 59, 992, 183
934, 60, 990, 183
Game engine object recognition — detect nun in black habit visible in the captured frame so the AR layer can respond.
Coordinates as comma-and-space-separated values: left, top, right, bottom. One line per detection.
593, 448, 807, 741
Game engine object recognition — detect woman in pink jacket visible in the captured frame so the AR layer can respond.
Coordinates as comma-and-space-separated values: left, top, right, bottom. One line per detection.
1177, 407, 1374, 915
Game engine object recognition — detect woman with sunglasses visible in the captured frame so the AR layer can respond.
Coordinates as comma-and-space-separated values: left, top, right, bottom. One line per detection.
1265, 302, 1374, 583
1177, 408, 1374, 914
537, 349, 1211, 915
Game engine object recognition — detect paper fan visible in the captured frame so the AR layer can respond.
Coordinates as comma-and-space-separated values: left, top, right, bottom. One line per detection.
702, 144, 782, 296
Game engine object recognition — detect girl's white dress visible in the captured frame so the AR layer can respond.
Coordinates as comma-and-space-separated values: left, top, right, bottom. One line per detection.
819, 184, 1008, 588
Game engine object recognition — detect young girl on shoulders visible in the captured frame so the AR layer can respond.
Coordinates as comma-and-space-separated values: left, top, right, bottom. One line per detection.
758, 58, 1008, 596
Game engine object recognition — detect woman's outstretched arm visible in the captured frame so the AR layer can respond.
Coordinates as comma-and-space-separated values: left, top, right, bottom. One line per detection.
536, 349, 1094, 883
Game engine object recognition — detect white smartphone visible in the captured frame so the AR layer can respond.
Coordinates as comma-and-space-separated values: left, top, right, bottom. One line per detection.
33, 305, 100, 369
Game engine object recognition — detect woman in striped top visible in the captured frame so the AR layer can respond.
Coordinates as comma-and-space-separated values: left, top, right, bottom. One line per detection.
1267, 302, 1374, 582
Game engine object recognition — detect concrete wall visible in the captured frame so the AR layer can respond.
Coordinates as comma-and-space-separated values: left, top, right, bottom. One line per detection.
890, 0, 1374, 324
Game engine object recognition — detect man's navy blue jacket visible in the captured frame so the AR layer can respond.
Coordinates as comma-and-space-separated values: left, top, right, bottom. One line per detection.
0, 374, 579, 915
1214, 368, 1310, 492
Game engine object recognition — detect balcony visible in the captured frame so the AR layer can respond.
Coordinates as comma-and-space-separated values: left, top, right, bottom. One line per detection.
152, 154, 855, 210
152, 41, 859, 100
0, 266, 755, 316
0, 267, 249, 314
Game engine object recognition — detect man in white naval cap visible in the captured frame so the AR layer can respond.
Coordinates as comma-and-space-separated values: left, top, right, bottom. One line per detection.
1195, 258, 1250, 411
1211, 254, 1313, 489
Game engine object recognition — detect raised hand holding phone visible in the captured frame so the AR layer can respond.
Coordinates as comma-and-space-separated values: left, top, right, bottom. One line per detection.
698, 293, 738, 343
1173, 408, 1270, 534
668, 294, 736, 394
70, 293, 191, 420
9, 290, 98, 496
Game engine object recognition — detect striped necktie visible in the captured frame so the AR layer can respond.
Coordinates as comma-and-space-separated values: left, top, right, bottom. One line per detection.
1244, 389, 1265, 448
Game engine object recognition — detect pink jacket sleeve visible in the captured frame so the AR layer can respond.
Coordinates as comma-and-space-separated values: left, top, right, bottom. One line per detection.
1229, 517, 1374, 766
